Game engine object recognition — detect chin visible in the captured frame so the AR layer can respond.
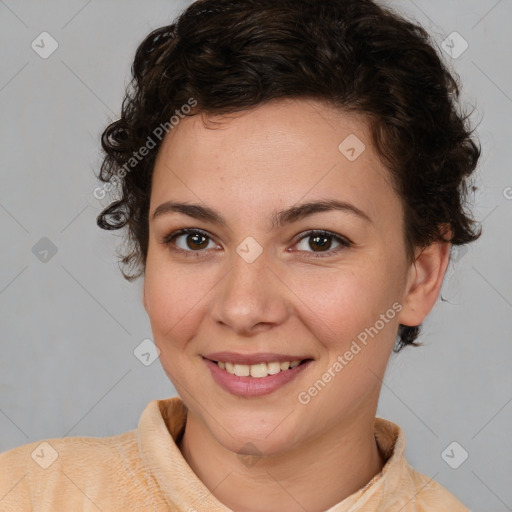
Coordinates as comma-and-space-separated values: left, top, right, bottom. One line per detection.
223, 431, 298, 458
209, 413, 306, 457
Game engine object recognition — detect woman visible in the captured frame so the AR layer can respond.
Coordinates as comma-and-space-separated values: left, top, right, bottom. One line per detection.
0, 0, 480, 510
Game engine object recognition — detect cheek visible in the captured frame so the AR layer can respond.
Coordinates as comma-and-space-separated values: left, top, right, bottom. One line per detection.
292, 271, 397, 419
290, 265, 393, 346
143, 255, 213, 354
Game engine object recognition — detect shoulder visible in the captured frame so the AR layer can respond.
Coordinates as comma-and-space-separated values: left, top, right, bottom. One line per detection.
0, 398, 181, 510
0, 430, 142, 510
370, 418, 470, 511
0, 429, 138, 470
398, 465, 470, 511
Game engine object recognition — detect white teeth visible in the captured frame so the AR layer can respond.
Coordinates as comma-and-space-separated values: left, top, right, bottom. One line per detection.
234, 364, 250, 377
250, 363, 268, 378
267, 361, 281, 375
216, 360, 303, 377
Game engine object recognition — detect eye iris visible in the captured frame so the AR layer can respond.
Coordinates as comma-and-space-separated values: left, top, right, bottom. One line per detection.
187, 233, 208, 250
310, 234, 331, 252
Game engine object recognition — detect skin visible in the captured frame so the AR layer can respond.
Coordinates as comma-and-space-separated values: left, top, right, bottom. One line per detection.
142, 97, 451, 512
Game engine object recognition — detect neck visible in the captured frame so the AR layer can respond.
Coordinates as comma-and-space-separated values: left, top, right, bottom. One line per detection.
178, 409, 384, 512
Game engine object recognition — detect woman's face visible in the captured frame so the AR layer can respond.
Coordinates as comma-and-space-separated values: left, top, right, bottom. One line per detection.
143, 98, 424, 455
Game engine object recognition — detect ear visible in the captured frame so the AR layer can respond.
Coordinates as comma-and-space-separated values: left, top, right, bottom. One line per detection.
398, 230, 452, 327
142, 279, 148, 313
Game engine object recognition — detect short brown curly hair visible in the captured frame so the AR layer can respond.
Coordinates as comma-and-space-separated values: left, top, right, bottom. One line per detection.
96, 0, 482, 352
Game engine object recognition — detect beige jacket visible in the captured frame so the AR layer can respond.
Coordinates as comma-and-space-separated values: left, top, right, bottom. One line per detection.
0, 396, 469, 511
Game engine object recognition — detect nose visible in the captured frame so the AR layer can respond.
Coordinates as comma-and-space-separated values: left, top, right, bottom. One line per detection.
210, 244, 290, 336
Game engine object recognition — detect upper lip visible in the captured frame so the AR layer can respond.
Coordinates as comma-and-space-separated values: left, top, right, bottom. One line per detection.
203, 352, 312, 365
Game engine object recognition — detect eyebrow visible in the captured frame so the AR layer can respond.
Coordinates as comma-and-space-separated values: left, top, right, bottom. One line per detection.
152, 198, 372, 228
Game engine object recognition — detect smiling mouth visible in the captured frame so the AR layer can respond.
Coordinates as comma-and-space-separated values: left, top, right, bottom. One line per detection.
206, 358, 312, 378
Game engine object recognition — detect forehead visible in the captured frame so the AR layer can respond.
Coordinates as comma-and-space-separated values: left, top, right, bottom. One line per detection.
150, 98, 400, 228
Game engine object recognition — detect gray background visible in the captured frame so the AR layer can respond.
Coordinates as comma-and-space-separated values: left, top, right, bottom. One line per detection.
0, 1, 511, 510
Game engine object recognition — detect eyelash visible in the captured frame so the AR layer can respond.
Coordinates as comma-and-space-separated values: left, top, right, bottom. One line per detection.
160, 228, 352, 259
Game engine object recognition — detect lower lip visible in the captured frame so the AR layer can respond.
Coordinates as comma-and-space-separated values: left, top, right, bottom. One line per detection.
204, 358, 312, 398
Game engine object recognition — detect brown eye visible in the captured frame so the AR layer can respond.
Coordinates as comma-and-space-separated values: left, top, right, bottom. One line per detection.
294, 230, 351, 257
309, 234, 333, 251
163, 228, 217, 256
182, 232, 210, 250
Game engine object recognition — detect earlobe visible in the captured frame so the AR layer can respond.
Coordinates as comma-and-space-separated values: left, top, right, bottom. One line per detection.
398, 238, 452, 327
